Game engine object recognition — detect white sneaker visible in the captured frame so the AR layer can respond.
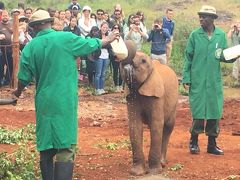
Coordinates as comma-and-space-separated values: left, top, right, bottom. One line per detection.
95, 89, 102, 96
100, 89, 106, 94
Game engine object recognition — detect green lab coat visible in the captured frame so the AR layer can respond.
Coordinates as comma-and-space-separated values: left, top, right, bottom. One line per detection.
18, 29, 101, 151
182, 27, 228, 120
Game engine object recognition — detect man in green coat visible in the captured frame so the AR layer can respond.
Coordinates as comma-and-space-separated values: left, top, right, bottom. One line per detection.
13, 10, 119, 180
182, 6, 236, 156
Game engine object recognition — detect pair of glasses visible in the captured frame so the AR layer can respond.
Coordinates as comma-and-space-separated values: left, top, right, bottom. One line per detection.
97, 13, 103, 15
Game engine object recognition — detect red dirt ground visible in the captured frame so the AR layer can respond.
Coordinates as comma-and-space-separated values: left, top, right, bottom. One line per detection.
0, 87, 240, 180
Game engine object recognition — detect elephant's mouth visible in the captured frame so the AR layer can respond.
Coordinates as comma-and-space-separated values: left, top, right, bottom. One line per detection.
123, 64, 134, 85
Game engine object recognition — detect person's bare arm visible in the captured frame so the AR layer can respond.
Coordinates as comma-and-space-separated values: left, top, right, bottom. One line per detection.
101, 30, 120, 47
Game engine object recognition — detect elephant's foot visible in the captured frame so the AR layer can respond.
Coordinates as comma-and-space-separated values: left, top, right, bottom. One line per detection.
148, 166, 163, 175
130, 164, 146, 176
161, 159, 167, 168
148, 163, 163, 175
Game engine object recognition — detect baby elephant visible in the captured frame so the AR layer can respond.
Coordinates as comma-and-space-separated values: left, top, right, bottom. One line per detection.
121, 50, 178, 175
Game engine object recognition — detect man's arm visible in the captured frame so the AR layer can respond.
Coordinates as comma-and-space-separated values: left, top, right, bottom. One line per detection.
12, 80, 27, 98
163, 28, 171, 43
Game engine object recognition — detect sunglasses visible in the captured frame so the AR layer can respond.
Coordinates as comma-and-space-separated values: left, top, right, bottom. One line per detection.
97, 13, 104, 15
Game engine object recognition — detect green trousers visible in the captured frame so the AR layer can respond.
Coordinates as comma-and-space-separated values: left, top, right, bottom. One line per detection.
190, 119, 220, 137
40, 144, 76, 163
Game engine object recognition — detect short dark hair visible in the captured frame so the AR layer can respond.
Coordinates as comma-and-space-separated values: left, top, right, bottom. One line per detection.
0, 1, 5, 10
24, 7, 32, 13
154, 18, 162, 24
97, 9, 104, 14
166, 8, 173, 13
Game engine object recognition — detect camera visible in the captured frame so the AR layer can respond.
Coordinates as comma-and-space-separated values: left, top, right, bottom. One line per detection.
154, 24, 159, 29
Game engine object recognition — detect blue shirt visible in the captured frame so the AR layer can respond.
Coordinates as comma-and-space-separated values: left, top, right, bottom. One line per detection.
162, 16, 174, 36
148, 28, 171, 55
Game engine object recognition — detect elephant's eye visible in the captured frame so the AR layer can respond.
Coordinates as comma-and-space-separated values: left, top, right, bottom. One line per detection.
141, 59, 146, 63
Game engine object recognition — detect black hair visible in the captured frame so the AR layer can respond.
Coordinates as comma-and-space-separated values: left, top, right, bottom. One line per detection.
96, 9, 104, 14
0, 1, 4, 9
24, 7, 33, 13
111, 23, 121, 32
89, 26, 100, 38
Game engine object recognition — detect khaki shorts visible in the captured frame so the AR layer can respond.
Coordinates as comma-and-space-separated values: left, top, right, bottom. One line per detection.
40, 144, 76, 162
151, 53, 167, 64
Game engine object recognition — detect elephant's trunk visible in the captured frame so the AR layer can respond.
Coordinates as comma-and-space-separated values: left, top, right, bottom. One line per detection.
120, 40, 137, 66
124, 64, 134, 85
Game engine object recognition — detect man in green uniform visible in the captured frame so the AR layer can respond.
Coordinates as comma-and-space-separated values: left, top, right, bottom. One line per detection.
13, 10, 119, 180
182, 6, 236, 155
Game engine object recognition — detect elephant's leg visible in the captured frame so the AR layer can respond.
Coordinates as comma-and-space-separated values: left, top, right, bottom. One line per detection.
161, 115, 175, 167
127, 98, 146, 176
148, 102, 164, 174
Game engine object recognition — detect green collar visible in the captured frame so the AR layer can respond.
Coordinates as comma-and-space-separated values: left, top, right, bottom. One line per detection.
36, 29, 55, 37
198, 26, 221, 35
198, 26, 222, 41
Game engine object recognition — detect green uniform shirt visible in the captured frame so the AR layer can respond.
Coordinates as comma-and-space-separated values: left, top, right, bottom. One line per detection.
182, 27, 227, 120
18, 29, 102, 151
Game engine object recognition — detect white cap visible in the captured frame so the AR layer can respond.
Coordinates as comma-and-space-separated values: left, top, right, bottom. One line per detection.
82, 5, 91, 12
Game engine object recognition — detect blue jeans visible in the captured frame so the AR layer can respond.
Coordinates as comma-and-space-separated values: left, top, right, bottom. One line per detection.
94, 58, 110, 89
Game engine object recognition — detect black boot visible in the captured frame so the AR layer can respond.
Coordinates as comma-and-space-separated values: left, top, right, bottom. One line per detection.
54, 162, 74, 180
207, 136, 224, 155
40, 160, 54, 180
189, 134, 200, 154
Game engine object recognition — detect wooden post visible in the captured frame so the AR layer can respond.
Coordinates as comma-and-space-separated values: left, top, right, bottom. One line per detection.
11, 12, 19, 88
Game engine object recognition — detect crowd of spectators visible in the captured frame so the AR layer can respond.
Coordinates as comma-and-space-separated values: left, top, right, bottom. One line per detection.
0, 0, 175, 94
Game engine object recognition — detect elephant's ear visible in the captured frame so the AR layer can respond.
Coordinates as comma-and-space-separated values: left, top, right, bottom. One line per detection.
138, 66, 164, 98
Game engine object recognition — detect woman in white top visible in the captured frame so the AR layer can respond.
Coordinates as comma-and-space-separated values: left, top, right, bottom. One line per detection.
78, 5, 96, 37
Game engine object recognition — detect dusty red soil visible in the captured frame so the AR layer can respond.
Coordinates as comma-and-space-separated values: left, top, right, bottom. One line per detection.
0, 86, 240, 180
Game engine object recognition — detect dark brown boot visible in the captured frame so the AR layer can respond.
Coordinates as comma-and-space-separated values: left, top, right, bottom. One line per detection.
207, 136, 224, 155
189, 134, 200, 154
54, 161, 74, 180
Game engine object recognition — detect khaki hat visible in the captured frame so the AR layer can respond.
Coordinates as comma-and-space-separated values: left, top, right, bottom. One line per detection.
29, 10, 54, 27
198, 5, 218, 19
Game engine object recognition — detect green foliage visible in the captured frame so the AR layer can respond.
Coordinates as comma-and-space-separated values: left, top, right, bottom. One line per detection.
141, 42, 151, 55
95, 139, 131, 151
170, 163, 184, 171
0, 124, 38, 179
178, 84, 188, 96
0, 146, 39, 179
170, 19, 197, 75
0, 124, 35, 145
106, 143, 118, 150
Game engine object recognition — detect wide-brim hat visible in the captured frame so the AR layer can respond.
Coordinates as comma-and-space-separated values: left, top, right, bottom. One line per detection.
29, 10, 54, 27
198, 5, 218, 19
